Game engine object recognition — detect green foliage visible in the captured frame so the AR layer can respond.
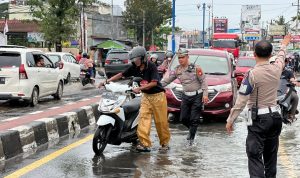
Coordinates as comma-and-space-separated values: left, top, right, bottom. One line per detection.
28, 0, 93, 45
0, 3, 8, 19
123, 0, 172, 46
153, 25, 181, 49
274, 16, 285, 25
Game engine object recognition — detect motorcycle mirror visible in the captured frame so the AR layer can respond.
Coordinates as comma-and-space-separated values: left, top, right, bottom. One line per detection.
98, 71, 105, 77
133, 77, 143, 82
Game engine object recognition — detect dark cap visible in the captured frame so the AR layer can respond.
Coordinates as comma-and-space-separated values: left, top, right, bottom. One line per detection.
177, 49, 189, 58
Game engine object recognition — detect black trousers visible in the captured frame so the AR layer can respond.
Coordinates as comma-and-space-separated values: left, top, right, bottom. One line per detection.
246, 112, 282, 178
180, 93, 203, 140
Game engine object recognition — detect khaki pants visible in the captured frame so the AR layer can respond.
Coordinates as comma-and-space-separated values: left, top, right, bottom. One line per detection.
137, 92, 170, 147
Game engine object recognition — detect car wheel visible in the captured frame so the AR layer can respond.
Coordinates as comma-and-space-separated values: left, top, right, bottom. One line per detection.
30, 87, 39, 107
54, 81, 63, 100
65, 73, 71, 84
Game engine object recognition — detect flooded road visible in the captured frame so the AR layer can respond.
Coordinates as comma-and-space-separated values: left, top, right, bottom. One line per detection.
2, 119, 300, 178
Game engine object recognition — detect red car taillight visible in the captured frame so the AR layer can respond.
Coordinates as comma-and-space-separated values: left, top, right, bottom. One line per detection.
123, 59, 129, 64
59, 62, 64, 69
19, 64, 28, 79
105, 60, 111, 64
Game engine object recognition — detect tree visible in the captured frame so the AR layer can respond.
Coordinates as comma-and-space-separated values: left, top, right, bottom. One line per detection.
28, 0, 93, 52
123, 0, 172, 48
153, 25, 181, 49
274, 16, 285, 25
0, 3, 8, 19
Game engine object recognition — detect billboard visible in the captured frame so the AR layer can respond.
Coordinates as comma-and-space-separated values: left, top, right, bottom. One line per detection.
268, 25, 286, 36
214, 18, 228, 33
241, 5, 261, 30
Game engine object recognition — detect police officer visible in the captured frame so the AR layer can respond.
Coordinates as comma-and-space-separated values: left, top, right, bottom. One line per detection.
226, 35, 292, 178
98, 46, 170, 152
161, 49, 209, 146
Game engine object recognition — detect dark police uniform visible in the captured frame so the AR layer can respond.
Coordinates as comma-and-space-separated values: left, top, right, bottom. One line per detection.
227, 46, 287, 178
161, 49, 208, 142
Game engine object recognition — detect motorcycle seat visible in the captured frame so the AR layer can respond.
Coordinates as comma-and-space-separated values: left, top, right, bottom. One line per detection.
123, 97, 141, 114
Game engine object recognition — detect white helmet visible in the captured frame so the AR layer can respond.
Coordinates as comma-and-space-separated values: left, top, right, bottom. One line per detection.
150, 54, 158, 59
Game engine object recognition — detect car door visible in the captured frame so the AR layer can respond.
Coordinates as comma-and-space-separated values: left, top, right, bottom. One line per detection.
32, 53, 50, 96
67, 54, 80, 79
42, 55, 58, 93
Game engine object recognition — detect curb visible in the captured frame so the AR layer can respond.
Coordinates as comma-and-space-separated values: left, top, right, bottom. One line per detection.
0, 103, 100, 161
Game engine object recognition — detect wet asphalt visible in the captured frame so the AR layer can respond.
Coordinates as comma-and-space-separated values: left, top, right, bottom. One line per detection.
1, 118, 300, 178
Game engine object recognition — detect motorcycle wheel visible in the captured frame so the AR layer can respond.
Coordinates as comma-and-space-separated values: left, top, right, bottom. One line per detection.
93, 126, 110, 155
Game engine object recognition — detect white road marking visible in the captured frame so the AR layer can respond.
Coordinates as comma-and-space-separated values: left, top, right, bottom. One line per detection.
66, 102, 76, 105
2, 117, 20, 122
48, 107, 60, 110
80, 99, 91, 102
29, 111, 43, 115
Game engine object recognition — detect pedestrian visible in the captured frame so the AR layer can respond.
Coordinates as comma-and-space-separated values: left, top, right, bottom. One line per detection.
150, 54, 159, 66
226, 35, 292, 178
76, 51, 82, 62
159, 51, 173, 69
98, 46, 170, 152
161, 49, 209, 146
294, 52, 299, 73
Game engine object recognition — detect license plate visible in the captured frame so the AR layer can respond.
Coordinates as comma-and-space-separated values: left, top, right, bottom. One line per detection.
112, 61, 122, 64
0, 77, 5, 84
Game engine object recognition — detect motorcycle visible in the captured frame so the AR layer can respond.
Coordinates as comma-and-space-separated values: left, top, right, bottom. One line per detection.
277, 78, 298, 124
93, 74, 142, 155
80, 69, 94, 86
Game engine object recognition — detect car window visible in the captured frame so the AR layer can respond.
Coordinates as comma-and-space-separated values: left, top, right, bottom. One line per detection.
26, 52, 35, 67
48, 55, 61, 64
107, 52, 129, 60
237, 59, 256, 67
0, 51, 21, 67
41, 55, 54, 68
62, 55, 70, 63
68, 55, 77, 63
170, 55, 229, 74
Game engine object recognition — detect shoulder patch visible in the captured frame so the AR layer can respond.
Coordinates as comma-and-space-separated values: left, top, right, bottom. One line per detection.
196, 67, 203, 76
239, 71, 254, 95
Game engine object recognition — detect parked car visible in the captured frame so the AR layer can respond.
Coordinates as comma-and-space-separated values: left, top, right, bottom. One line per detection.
235, 57, 256, 87
165, 49, 237, 119
46, 52, 81, 84
104, 50, 131, 78
0, 46, 64, 106
146, 51, 165, 65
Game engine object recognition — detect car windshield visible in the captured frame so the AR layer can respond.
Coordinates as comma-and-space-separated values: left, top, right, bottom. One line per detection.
237, 59, 256, 67
213, 40, 237, 48
107, 52, 129, 60
48, 55, 61, 63
170, 55, 229, 75
0, 52, 21, 67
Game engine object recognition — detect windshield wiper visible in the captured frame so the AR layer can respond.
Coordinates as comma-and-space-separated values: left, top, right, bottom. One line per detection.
205, 72, 227, 75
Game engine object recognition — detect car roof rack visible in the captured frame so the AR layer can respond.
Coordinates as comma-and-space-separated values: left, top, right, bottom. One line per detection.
0, 45, 26, 48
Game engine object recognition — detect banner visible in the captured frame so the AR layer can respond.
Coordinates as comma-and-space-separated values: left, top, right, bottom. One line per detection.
241, 5, 261, 30
213, 18, 228, 33
268, 25, 285, 36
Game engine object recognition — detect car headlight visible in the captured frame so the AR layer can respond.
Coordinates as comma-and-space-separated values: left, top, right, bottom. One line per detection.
211, 83, 232, 93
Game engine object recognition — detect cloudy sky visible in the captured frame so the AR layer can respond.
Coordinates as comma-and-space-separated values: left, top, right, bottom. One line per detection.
102, 0, 297, 30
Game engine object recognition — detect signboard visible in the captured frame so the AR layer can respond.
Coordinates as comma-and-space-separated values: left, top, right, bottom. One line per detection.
268, 25, 286, 36
27, 32, 44, 42
244, 33, 261, 41
213, 18, 228, 33
241, 5, 261, 30
291, 35, 300, 42
228, 28, 241, 34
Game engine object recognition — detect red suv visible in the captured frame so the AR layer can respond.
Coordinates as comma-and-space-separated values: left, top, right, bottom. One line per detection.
235, 57, 256, 87
164, 49, 237, 119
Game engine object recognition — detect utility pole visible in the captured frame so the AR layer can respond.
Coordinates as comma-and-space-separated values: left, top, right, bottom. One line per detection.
202, 3, 206, 48
207, 4, 211, 43
211, 0, 214, 37
172, 0, 175, 53
142, 10, 145, 47
292, 0, 299, 35
111, 0, 114, 40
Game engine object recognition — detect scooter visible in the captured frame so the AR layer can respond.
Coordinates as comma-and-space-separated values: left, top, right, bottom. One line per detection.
277, 78, 298, 124
80, 69, 94, 86
93, 74, 142, 155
